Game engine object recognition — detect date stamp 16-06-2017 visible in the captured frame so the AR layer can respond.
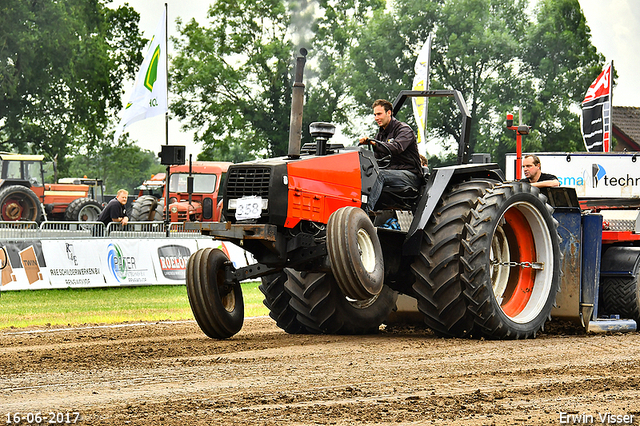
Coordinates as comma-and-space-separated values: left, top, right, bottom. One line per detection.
5, 412, 81, 424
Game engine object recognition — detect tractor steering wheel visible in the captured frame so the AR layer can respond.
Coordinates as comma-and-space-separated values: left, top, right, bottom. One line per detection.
360, 138, 392, 169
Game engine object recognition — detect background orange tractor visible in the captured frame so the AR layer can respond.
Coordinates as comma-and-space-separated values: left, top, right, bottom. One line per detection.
129, 162, 231, 223
0, 153, 103, 222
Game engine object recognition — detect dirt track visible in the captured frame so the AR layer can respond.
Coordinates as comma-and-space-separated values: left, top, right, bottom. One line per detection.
1, 317, 639, 425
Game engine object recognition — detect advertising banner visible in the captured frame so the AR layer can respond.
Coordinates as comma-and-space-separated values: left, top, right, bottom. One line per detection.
43, 240, 104, 289
148, 240, 199, 285
505, 153, 640, 198
100, 239, 156, 286
0, 237, 256, 291
0, 241, 51, 290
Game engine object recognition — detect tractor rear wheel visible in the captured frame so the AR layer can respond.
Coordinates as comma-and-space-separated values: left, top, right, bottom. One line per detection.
0, 185, 42, 222
130, 195, 164, 221
602, 277, 640, 323
601, 248, 640, 323
259, 271, 310, 334
327, 206, 384, 300
186, 248, 244, 339
461, 182, 561, 339
64, 197, 102, 222
410, 179, 496, 337
284, 270, 397, 334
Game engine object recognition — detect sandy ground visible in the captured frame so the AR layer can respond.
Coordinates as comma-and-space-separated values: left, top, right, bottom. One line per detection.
1, 317, 639, 426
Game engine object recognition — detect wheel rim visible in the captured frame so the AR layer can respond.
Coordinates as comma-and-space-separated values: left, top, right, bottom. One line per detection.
215, 266, 236, 312
2, 200, 24, 220
356, 228, 376, 273
346, 293, 379, 310
490, 226, 510, 301
490, 201, 554, 324
1, 196, 36, 221
79, 205, 101, 222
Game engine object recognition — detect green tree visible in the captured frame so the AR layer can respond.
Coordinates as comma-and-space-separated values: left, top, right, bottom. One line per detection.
0, 0, 146, 170
171, 0, 295, 161
347, 0, 604, 167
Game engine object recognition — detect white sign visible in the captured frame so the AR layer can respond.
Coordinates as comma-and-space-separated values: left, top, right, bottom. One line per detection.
505, 153, 640, 198
44, 240, 104, 289
235, 196, 263, 220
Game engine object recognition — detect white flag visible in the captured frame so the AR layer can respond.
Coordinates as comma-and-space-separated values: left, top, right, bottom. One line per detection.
412, 35, 432, 144
114, 10, 167, 142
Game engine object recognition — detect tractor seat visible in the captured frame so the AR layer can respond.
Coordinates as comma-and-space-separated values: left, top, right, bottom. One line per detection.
375, 167, 429, 212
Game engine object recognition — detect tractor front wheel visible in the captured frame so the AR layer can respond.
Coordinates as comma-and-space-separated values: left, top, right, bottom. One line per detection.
186, 248, 244, 339
327, 206, 384, 300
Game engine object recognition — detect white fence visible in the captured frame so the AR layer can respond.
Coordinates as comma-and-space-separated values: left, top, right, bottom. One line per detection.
0, 221, 202, 239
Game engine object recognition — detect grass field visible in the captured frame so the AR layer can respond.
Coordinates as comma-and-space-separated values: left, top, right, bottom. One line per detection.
0, 282, 268, 329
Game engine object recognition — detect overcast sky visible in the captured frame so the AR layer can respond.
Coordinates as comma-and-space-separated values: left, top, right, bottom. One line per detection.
110, 0, 640, 158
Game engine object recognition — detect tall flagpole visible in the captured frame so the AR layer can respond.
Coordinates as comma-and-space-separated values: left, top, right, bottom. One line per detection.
165, 2, 169, 148
164, 2, 170, 236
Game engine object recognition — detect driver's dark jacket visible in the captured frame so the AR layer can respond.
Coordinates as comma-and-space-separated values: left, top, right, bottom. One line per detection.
373, 117, 422, 176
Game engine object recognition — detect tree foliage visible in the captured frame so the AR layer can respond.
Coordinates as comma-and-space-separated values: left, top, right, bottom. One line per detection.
66, 142, 165, 194
170, 0, 604, 167
171, 0, 295, 161
0, 0, 145, 170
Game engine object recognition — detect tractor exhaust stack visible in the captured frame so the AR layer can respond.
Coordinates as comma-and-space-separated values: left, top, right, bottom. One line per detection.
288, 48, 308, 159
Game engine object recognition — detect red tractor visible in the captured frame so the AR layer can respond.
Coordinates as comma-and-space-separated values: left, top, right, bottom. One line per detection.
0, 153, 103, 222
185, 50, 639, 341
129, 162, 231, 223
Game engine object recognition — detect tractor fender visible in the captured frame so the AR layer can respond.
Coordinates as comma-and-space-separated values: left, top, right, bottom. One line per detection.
601, 247, 640, 278
403, 163, 504, 256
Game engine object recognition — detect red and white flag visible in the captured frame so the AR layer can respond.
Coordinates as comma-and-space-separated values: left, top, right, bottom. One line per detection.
581, 62, 612, 152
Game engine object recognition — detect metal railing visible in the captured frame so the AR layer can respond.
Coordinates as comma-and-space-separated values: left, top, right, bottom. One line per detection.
0, 221, 211, 239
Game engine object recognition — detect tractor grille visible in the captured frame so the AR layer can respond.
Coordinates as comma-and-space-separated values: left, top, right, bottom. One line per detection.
226, 167, 271, 198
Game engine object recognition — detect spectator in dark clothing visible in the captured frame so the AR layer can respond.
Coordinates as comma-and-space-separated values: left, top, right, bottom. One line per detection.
520, 155, 560, 188
98, 189, 129, 226
359, 99, 423, 210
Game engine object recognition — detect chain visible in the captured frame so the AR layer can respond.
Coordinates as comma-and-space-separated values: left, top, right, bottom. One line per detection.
491, 260, 544, 270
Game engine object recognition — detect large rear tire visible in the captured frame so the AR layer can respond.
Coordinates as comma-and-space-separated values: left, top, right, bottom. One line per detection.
64, 197, 102, 222
130, 195, 164, 221
410, 179, 496, 337
0, 185, 42, 222
601, 277, 640, 323
327, 206, 384, 300
259, 271, 310, 334
284, 270, 397, 335
461, 182, 561, 339
186, 248, 244, 339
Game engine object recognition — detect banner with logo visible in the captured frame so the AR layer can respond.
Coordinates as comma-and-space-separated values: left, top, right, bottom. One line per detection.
581, 62, 613, 152
145, 240, 198, 285
505, 152, 640, 198
100, 239, 156, 286
0, 238, 255, 291
43, 240, 104, 288
0, 241, 51, 290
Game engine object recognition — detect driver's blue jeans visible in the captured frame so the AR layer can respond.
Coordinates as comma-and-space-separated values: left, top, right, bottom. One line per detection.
367, 169, 422, 211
